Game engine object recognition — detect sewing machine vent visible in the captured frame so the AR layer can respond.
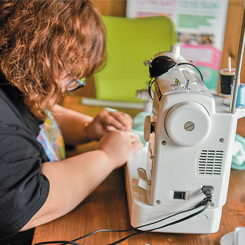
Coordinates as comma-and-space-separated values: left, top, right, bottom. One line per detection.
198, 150, 224, 176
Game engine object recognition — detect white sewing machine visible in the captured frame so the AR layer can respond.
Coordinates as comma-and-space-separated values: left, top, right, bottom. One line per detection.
125, 46, 245, 234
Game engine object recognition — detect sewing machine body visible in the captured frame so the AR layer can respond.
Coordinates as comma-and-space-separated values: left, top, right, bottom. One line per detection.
125, 50, 245, 233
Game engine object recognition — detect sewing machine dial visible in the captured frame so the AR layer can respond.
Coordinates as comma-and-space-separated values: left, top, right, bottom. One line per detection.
165, 101, 211, 147
144, 115, 156, 142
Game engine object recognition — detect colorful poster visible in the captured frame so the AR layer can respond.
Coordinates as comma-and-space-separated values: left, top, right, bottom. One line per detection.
126, 0, 229, 91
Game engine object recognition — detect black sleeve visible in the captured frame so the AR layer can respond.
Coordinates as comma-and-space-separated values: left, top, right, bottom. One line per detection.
0, 123, 50, 240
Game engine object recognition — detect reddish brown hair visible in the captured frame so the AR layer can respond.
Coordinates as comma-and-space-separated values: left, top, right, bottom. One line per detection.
0, 0, 105, 119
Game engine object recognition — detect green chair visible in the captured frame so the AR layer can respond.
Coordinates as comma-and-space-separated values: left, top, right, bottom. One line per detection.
81, 15, 176, 109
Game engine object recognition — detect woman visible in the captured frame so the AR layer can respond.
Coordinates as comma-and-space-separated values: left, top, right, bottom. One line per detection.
0, 1, 143, 244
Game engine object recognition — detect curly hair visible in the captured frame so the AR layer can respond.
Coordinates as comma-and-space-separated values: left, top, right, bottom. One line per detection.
0, 0, 105, 119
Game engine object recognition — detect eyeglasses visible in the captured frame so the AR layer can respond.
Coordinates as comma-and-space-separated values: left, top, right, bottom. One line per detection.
66, 70, 87, 92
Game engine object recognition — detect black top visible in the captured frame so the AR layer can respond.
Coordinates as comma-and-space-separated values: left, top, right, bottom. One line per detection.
0, 77, 50, 240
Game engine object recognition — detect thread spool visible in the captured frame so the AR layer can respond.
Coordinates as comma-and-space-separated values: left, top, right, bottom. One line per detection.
220, 68, 235, 95
230, 83, 245, 106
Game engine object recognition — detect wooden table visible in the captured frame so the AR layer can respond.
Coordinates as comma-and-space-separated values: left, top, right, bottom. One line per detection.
32, 96, 245, 245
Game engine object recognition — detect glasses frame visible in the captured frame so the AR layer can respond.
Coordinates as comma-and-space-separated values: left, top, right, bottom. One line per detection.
66, 70, 87, 92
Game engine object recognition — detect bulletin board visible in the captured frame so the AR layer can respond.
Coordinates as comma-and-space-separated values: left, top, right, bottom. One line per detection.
126, 0, 230, 92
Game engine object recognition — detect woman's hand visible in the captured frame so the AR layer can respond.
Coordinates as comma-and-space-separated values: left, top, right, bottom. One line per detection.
85, 109, 133, 141
96, 130, 143, 169
52, 105, 135, 145
23, 130, 143, 231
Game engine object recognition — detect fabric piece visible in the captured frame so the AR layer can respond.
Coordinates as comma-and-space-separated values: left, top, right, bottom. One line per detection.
37, 112, 65, 162
132, 111, 152, 147
232, 134, 245, 170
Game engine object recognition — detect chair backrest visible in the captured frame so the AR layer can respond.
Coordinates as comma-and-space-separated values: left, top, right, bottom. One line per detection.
93, 15, 176, 102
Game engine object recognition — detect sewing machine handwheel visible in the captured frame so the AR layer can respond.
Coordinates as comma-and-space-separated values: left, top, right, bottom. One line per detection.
144, 115, 152, 142
165, 101, 211, 147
